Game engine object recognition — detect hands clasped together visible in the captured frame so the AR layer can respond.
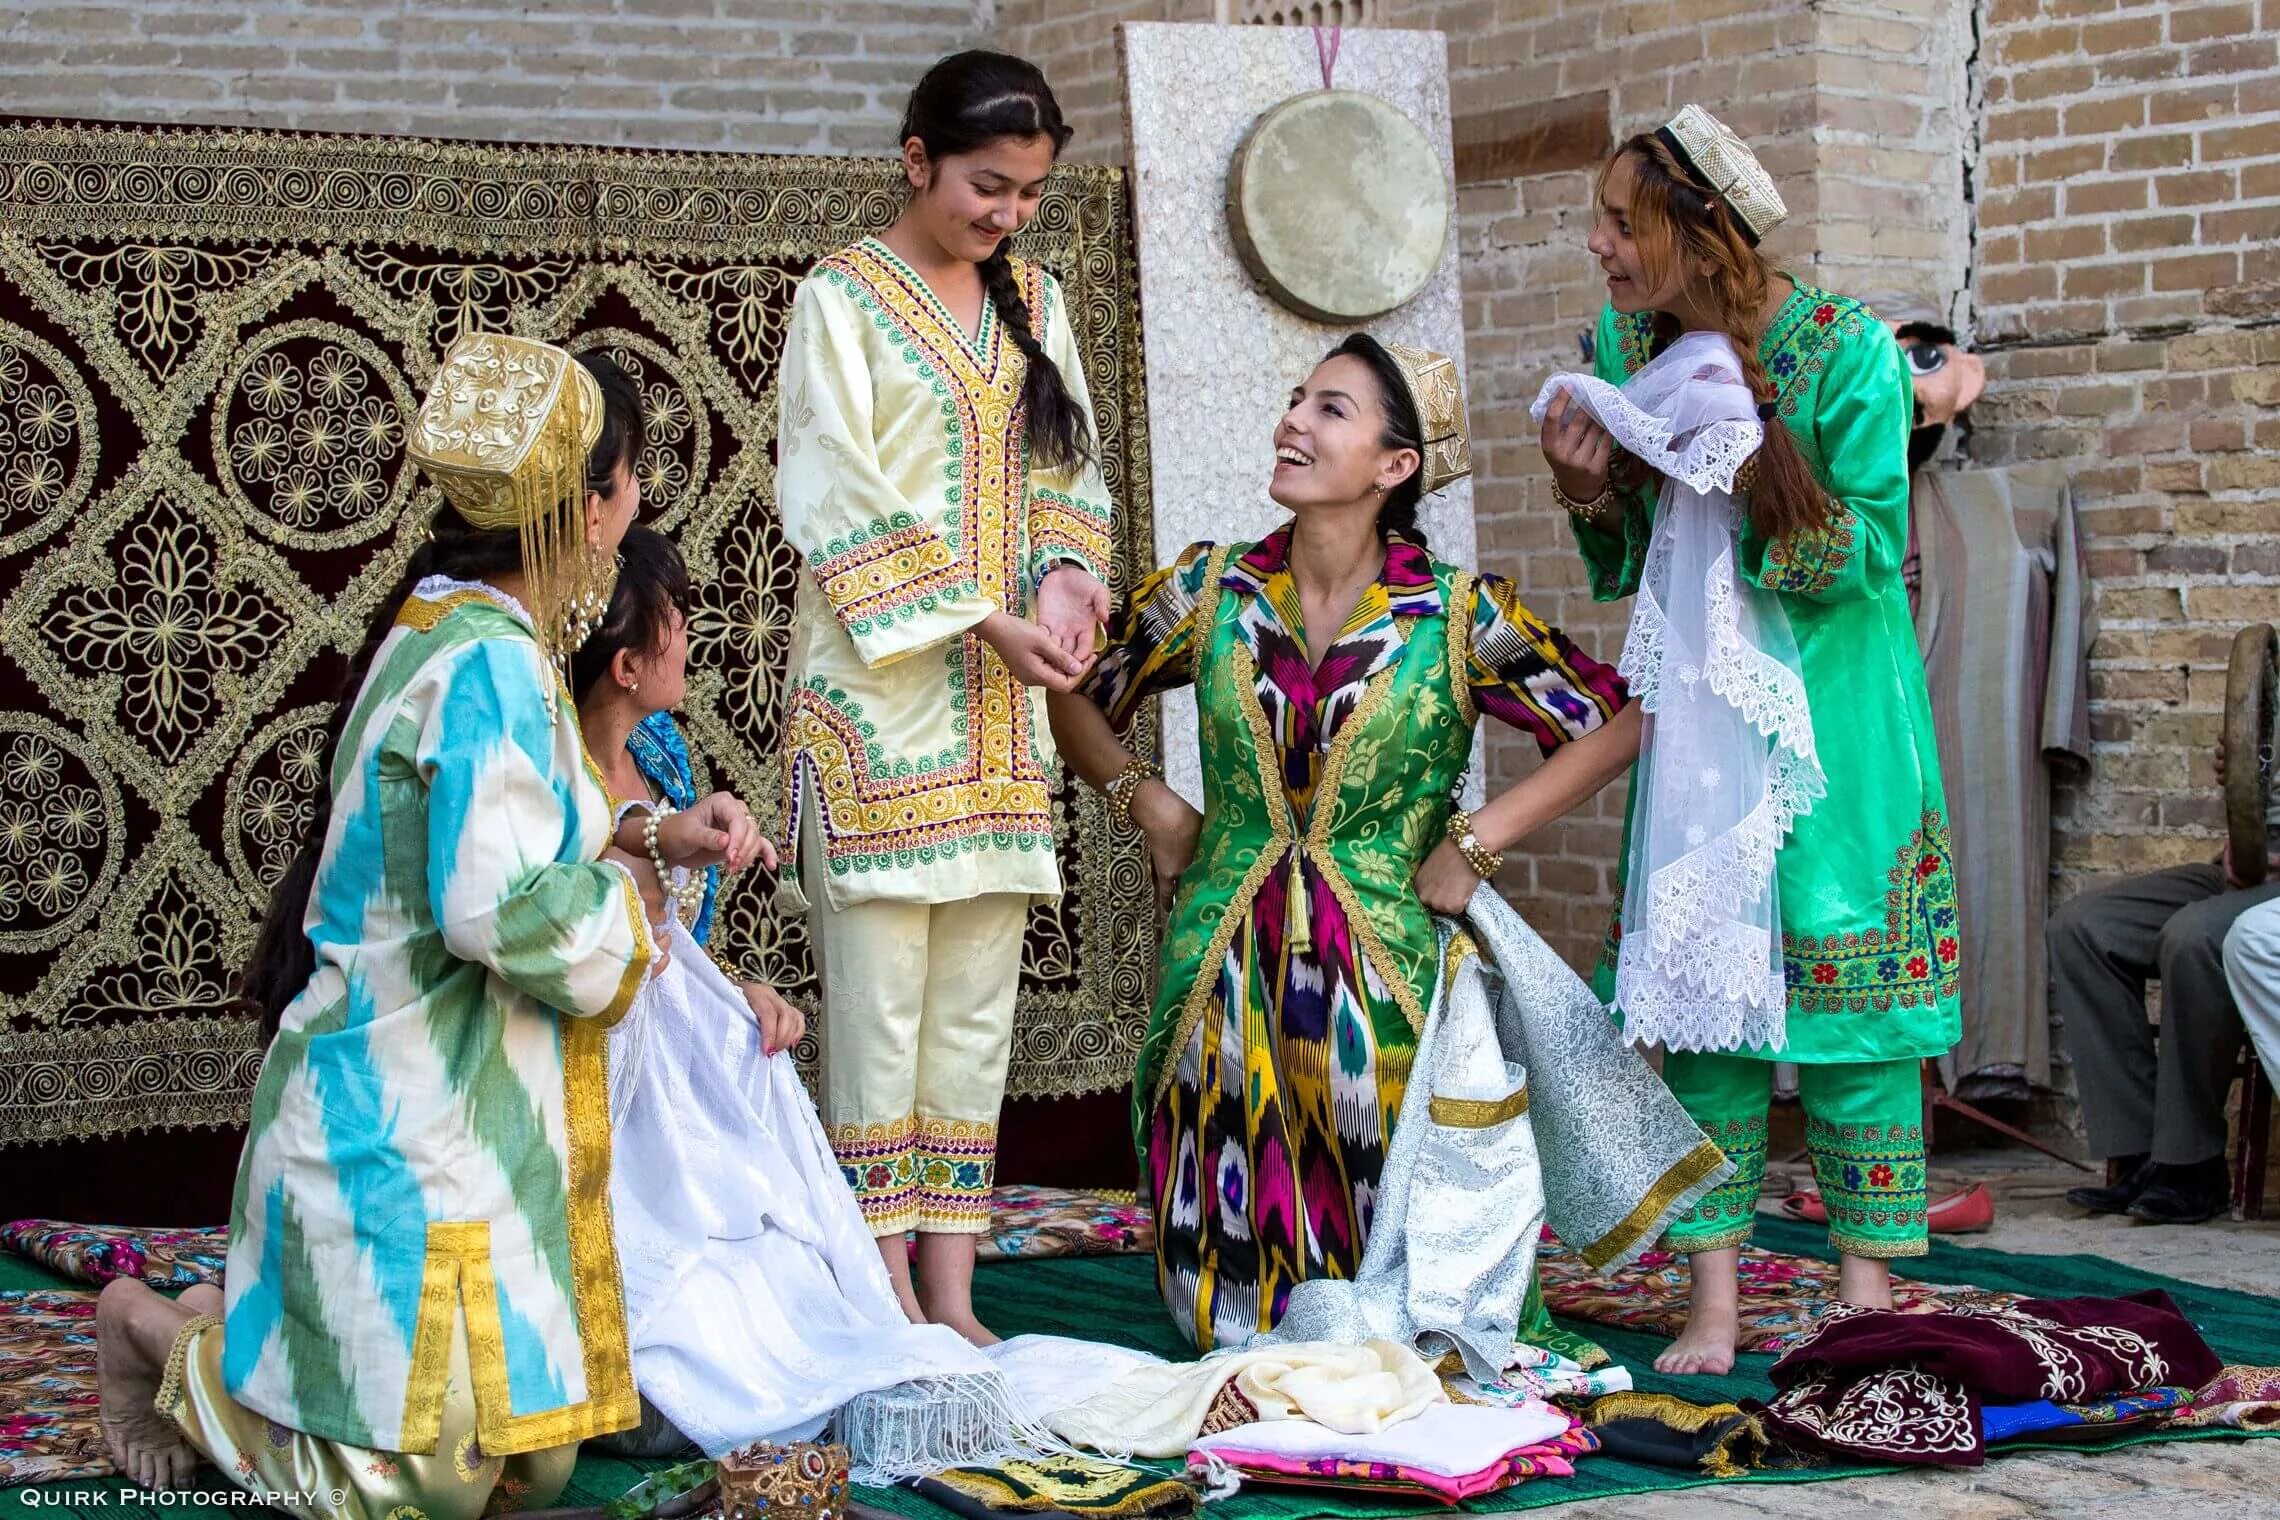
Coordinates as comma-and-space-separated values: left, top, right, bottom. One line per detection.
982, 563, 1111, 691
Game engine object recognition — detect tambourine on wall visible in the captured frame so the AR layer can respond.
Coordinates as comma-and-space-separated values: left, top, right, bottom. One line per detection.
1224, 88, 1450, 325
2227, 623, 2276, 886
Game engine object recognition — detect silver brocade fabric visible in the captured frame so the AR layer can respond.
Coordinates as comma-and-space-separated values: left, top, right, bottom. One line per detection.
1265, 884, 1734, 1380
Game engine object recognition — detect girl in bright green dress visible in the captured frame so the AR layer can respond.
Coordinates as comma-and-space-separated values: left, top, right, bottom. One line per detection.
1540, 106, 1960, 1374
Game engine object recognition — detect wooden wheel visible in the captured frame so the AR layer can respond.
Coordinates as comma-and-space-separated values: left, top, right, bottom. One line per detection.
2224, 623, 2276, 885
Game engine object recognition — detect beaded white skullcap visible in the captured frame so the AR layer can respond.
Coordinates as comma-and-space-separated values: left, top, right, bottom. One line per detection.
1656, 104, 1788, 245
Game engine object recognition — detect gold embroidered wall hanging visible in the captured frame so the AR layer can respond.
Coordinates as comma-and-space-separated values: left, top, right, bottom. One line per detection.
0, 118, 1159, 1145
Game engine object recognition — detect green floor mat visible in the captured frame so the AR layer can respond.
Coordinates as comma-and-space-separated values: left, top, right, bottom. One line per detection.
5, 1214, 2274, 1518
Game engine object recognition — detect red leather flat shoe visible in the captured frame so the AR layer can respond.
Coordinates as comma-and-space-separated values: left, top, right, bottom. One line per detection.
1781, 1183, 1993, 1233
1781, 1189, 1827, 1224
1927, 1181, 1994, 1233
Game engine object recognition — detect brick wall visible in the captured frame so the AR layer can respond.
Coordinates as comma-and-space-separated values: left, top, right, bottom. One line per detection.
1427, 0, 1835, 969
0, 0, 982, 152
1970, 0, 2280, 898
16, 0, 2274, 962
994, 0, 1206, 164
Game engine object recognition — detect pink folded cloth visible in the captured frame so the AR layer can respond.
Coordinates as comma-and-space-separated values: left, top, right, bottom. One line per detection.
1189, 1403, 1600, 1505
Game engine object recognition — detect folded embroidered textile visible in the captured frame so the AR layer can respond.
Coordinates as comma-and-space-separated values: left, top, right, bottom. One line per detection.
1264, 900, 1730, 1380
0, 1221, 226, 1290
975, 1187, 1153, 1262
1535, 1233, 2021, 1355
2170, 1365, 2280, 1429
1450, 1348, 1633, 1407
1758, 1290, 2225, 1467
1578, 1392, 1802, 1477
1191, 1406, 1597, 1504
0, 1289, 107, 1485
1979, 1387, 2194, 1445
1046, 1340, 1443, 1460
912, 1454, 1198, 1520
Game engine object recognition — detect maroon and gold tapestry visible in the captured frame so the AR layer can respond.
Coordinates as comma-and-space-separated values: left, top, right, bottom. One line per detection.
0, 117, 1158, 1149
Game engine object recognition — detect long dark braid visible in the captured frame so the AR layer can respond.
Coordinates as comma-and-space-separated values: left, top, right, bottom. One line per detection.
899, 50, 1094, 473
977, 246, 1091, 473
241, 353, 645, 1044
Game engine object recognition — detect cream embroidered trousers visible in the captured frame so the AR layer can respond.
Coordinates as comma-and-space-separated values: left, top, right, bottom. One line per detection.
804, 812, 1028, 1237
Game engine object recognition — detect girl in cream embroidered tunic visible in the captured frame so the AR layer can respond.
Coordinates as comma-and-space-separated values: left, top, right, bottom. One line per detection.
775, 238, 1111, 911
774, 52, 1115, 1344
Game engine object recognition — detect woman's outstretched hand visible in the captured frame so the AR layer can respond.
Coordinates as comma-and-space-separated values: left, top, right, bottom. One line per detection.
1130, 778, 1203, 917
980, 610, 1091, 692
1415, 838, 1485, 916
742, 980, 805, 1056
1036, 564, 1112, 662
644, 792, 768, 873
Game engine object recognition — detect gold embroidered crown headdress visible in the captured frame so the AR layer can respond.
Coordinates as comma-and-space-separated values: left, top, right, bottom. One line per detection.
1656, 104, 1788, 246
404, 332, 613, 669
1382, 342, 1472, 497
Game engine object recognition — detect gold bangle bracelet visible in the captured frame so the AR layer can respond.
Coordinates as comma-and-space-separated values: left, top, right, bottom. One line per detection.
1446, 809, 1505, 880
1105, 758, 1160, 829
1552, 478, 1618, 528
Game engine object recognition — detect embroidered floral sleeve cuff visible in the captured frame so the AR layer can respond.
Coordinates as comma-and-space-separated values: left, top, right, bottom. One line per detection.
806, 512, 996, 667
1027, 489, 1114, 593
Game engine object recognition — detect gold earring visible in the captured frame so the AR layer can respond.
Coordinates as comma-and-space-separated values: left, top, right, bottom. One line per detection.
625, 677, 640, 696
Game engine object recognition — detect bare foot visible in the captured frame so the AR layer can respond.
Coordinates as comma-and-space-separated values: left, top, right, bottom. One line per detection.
1655, 1246, 1741, 1375
913, 1232, 996, 1345
97, 1279, 201, 1489
1836, 1252, 1893, 1310
925, 1309, 1001, 1349
177, 1284, 224, 1318
1654, 1310, 1740, 1376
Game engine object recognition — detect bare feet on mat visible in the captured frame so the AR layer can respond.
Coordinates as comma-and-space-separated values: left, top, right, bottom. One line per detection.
177, 1283, 224, 1318
1654, 1311, 1740, 1376
1837, 1252, 1894, 1310
913, 1232, 997, 1346
925, 1308, 1002, 1349
1657, 1245, 1741, 1375
96, 1279, 201, 1490
873, 1236, 929, 1326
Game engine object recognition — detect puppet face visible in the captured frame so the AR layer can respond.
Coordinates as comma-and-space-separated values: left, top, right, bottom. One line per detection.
1888, 317, 1985, 470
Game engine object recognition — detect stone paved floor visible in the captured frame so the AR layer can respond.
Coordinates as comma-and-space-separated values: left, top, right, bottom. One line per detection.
1551, 1144, 2280, 1518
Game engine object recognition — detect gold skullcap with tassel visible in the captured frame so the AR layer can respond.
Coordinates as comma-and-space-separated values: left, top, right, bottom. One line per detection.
1383, 341, 1472, 497
405, 332, 612, 669
1657, 104, 1788, 246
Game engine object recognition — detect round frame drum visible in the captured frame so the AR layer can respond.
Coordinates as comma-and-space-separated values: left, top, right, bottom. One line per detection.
1226, 90, 1451, 324
2225, 622, 2276, 885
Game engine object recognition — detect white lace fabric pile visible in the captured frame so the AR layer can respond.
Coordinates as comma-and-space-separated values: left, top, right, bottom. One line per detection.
1531, 333, 1823, 1053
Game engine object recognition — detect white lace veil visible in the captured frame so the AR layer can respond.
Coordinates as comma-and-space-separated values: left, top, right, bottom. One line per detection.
1532, 331, 1823, 1053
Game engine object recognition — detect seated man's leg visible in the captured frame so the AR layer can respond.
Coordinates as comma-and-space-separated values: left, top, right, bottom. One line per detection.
2138, 877, 2280, 1222
2224, 897, 2280, 1075
2050, 864, 2227, 1211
